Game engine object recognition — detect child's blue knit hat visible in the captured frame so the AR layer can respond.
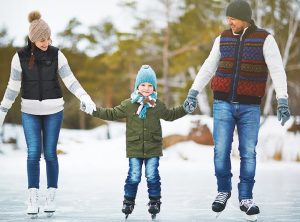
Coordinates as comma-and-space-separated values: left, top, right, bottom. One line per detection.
134, 65, 157, 90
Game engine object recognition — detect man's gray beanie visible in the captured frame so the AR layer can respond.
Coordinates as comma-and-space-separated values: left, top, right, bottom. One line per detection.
226, 0, 252, 22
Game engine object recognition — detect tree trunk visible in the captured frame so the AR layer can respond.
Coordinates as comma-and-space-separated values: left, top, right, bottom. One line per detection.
79, 111, 86, 129
106, 77, 113, 108
162, 0, 170, 106
198, 90, 211, 116
188, 66, 211, 115
262, 6, 299, 117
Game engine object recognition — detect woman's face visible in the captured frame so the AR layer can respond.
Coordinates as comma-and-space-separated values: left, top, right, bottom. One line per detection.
35, 38, 51, 51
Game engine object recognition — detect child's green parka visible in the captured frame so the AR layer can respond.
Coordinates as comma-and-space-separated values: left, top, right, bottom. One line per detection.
92, 98, 186, 158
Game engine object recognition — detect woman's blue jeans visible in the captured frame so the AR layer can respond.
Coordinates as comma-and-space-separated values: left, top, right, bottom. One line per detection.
124, 157, 161, 200
213, 100, 260, 200
22, 111, 63, 189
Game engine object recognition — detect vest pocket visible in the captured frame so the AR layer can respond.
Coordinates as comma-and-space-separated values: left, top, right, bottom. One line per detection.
127, 135, 140, 142
42, 60, 53, 66
237, 80, 266, 97
152, 135, 162, 141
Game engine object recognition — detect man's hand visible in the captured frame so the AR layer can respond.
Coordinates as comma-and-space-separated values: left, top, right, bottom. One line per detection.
277, 98, 290, 126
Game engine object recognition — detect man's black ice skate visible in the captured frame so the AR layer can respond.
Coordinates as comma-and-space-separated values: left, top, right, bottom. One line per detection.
148, 199, 161, 220
240, 199, 259, 221
212, 192, 231, 218
122, 199, 135, 219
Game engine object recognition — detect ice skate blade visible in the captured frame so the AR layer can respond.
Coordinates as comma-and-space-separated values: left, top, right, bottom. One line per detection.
215, 211, 222, 219
125, 214, 129, 220
45, 212, 54, 217
27, 213, 38, 219
151, 214, 156, 220
245, 214, 257, 221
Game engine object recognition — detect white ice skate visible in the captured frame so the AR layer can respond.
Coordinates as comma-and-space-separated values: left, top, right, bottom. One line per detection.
27, 188, 39, 218
44, 187, 56, 217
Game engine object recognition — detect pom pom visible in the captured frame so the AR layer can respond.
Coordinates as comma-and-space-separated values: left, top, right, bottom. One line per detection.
28, 11, 41, 23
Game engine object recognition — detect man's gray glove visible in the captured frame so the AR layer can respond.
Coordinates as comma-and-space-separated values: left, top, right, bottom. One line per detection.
277, 98, 290, 126
183, 89, 199, 113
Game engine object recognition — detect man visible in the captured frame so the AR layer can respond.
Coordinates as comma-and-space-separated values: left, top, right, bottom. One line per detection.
183, 0, 290, 218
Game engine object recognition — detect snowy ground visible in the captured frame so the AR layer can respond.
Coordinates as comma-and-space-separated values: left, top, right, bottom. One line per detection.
0, 115, 300, 222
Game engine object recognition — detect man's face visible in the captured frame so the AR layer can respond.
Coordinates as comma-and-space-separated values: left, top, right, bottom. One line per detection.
227, 17, 248, 33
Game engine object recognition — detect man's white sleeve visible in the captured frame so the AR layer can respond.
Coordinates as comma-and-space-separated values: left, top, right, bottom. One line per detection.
191, 36, 221, 92
263, 35, 288, 99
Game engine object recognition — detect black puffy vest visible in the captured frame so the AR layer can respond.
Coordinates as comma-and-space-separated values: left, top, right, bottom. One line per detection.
18, 44, 62, 101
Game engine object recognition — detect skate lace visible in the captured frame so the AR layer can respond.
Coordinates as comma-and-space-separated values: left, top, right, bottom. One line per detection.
215, 192, 230, 204
29, 189, 38, 205
46, 190, 56, 203
148, 200, 161, 207
123, 200, 134, 206
240, 199, 256, 212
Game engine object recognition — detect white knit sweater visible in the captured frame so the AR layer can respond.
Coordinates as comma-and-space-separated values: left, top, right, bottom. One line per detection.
0, 51, 88, 115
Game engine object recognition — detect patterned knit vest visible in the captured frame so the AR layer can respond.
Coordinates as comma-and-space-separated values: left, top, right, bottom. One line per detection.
211, 25, 269, 104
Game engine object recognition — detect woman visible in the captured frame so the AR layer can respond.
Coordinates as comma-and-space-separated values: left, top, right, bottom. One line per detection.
0, 11, 96, 216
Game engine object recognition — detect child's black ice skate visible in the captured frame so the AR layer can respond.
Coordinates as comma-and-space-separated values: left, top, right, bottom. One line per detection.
148, 199, 161, 220
240, 199, 259, 221
122, 199, 135, 219
212, 192, 231, 218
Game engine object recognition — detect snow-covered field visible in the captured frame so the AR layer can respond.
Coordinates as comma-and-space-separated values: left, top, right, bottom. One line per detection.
0, 115, 300, 221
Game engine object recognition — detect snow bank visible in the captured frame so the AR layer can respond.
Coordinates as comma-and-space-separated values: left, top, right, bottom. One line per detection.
1, 115, 299, 162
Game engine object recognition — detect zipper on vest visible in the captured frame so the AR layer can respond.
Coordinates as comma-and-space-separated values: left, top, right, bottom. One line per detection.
37, 61, 43, 101
230, 34, 244, 102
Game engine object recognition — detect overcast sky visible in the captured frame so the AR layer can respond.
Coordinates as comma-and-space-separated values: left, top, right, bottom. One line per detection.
0, 0, 157, 46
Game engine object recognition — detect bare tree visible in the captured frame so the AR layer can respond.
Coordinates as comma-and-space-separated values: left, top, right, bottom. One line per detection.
0, 27, 13, 47
161, 0, 171, 106
263, 2, 299, 116
188, 66, 211, 116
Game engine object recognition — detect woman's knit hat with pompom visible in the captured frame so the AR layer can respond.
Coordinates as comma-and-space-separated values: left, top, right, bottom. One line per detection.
28, 11, 51, 42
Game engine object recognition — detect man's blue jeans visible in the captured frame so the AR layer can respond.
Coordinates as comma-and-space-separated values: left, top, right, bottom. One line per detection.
213, 100, 260, 200
124, 157, 161, 200
22, 111, 63, 189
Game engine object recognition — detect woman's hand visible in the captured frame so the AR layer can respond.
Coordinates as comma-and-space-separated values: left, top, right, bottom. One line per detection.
80, 95, 96, 115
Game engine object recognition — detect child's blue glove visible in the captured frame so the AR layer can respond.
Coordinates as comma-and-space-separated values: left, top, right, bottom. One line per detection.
183, 89, 199, 113
277, 98, 290, 126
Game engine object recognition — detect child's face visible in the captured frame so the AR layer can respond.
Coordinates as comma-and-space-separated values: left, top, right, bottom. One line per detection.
138, 82, 154, 97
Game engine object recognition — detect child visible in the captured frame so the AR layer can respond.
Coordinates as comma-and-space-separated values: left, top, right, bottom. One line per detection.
81, 65, 191, 218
